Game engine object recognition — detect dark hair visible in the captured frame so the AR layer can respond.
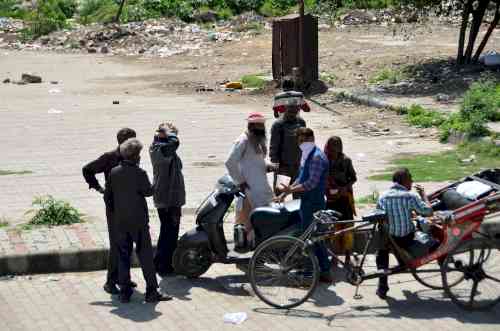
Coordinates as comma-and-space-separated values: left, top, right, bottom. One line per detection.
282, 79, 294, 91
325, 136, 343, 155
116, 128, 136, 144
296, 127, 314, 140
393, 168, 412, 185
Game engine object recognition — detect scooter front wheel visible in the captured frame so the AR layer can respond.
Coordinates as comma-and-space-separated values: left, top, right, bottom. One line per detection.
172, 246, 212, 278
249, 235, 319, 309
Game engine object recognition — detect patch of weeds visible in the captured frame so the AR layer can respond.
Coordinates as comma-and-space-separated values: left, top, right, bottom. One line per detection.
233, 21, 264, 33
78, 0, 118, 24
369, 141, 500, 182
320, 72, 338, 86
369, 67, 408, 85
25, 195, 84, 227
0, 170, 33, 176
0, 218, 9, 228
241, 74, 266, 89
405, 105, 446, 128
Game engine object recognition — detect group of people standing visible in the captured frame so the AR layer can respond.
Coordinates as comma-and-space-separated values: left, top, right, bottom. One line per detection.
81, 89, 359, 301
82, 123, 185, 303
225, 91, 357, 282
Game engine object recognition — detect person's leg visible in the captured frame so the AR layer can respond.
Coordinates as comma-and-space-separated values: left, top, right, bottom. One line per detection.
154, 208, 169, 274
163, 207, 181, 273
105, 208, 119, 287
134, 226, 158, 291
117, 231, 133, 301
376, 248, 390, 296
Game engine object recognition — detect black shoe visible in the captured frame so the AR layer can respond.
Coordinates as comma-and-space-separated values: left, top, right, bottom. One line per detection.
120, 292, 132, 303
145, 291, 173, 303
376, 287, 388, 300
128, 281, 137, 288
103, 283, 120, 295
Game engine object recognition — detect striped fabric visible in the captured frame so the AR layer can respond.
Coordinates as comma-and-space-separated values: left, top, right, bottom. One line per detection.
377, 183, 433, 237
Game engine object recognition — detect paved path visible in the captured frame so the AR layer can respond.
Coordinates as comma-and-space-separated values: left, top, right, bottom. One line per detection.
0, 263, 498, 331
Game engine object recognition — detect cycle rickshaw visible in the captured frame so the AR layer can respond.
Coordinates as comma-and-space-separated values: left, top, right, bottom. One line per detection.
249, 169, 500, 311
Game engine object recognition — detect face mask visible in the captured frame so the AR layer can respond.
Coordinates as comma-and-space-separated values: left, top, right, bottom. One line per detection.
250, 128, 266, 137
299, 142, 315, 166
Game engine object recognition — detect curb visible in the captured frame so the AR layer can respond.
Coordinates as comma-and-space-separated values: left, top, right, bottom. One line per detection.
0, 230, 377, 276
328, 87, 405, 112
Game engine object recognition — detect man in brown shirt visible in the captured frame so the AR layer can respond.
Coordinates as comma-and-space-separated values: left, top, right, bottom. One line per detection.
82, 127, 137, 294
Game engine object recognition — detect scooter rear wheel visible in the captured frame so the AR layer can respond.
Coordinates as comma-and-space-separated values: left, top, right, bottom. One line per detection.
249, 235, 319, 309
172, 247, 212, 278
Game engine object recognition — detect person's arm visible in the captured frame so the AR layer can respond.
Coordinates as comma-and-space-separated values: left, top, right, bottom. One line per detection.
269, 122, 281, 164
282, 156, 324, 196
225, 137, 246, 187
103, 175, 114, 212
82, 153, 109, 193
138, 170, 154, 197
411, 192, 433, 217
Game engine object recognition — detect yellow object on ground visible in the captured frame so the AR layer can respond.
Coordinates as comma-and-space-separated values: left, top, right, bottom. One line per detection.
225, 82, 243, 89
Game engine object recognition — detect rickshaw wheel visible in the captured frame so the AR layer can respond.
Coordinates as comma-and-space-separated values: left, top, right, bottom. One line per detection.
249, 235, 319, 309
441, 239, 500, 311
412, 251, 473, 290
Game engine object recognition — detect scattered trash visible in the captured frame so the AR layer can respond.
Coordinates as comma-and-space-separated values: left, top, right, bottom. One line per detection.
48, 108, 63, 114
3, 78, 10, 83
0, 275, 15, 281
479, 50, 500, 67
195, 85, 214, 92
49, 89, 62, 94
21, 73, 42, 84
208, 154, 216, 159
223, 312, 248, 325
113, 100, 120, 105
461, 155, 476, 164
225, 82, 243, 89
50, 81, 59, 84
100, 46, 109, 54
435, 93, 450, 103
43, 276, 60, 282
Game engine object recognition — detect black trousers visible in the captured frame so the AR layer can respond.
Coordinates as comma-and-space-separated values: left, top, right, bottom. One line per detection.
376, 232, 415, 291
117, 225, 158, 293
105, 207, 119, 285
154, 207, 182, 274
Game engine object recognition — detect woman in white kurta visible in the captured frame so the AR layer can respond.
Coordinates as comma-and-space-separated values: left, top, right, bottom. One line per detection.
225, 113, 274, 236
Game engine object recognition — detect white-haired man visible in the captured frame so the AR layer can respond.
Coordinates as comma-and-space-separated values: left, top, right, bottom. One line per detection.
104, 138, 172, 303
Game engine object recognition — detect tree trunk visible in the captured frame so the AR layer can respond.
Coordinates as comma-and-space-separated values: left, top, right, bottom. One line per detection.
464, 0, 489, 63
472, 2, 500, 62
115, 0, 126, 23
457, 0, 472, 64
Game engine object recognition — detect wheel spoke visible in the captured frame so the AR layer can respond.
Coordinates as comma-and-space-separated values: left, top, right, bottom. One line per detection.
485, 274, 500, 283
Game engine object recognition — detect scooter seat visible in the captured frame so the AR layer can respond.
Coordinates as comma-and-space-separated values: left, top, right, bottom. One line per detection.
250, 200, 301, 243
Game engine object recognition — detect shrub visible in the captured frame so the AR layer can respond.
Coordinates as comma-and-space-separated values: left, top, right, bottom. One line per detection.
57, 0, 78, 18
26, 195, 84, 226
406, 104, 446, 128
23, 0, 69, 39
242, 74, 266, 88
259, 0, 293, 16
461, 78, 500, 122
369, 67, 408, 84
0, 0, 27, 18
78, 0, 118, 24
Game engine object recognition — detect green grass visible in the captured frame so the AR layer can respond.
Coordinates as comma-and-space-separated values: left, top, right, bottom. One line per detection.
369, 141, 500, 182
26, 195, 84, 227
241, 74, 267, 89
320, 72, 338, 86
369, 67, 408, 84
0, 218, 9, 228
0, 170, 33, 176
356, 192, 380, 205
404, 104, 447, 128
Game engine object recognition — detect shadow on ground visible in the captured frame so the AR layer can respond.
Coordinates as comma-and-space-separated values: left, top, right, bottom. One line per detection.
90, 293, 162, 322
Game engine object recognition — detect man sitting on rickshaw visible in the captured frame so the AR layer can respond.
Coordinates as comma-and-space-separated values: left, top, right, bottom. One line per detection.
375, 168, 433, 299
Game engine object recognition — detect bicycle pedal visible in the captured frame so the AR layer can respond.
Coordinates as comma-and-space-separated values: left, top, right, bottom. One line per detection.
353, 294, 363, 300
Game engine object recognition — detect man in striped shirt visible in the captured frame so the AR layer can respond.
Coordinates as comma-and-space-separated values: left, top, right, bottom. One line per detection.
375, 168, 433, 299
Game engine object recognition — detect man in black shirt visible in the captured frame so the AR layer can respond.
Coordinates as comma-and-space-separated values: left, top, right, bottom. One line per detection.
82, 127, 137, 294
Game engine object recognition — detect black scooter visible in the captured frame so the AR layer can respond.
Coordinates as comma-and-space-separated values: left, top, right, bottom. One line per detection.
172, 174, 301, 278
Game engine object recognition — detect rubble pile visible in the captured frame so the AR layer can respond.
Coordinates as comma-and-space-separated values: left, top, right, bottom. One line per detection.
0, 14, 268, 57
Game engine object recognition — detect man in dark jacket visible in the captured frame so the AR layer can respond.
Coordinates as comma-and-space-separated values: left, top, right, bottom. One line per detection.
149, 122, 186, 276
270, 92, 307, 194
82, 127, 137, 294
104, 138, 172, 303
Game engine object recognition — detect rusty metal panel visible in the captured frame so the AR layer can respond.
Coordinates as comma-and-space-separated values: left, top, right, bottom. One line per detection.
272, 14, 318, 85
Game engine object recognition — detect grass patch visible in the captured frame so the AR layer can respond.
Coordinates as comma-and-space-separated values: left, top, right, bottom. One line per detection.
25, 195, 84, 227
241, 74, 266, 89
404, 105, 447, 128
369, 67, 409, 84
369, 141, 500, 182
320, 72, 338, 86
0, 169, 33, 176
0, 217, 9, 228
356, 191, 380, 205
